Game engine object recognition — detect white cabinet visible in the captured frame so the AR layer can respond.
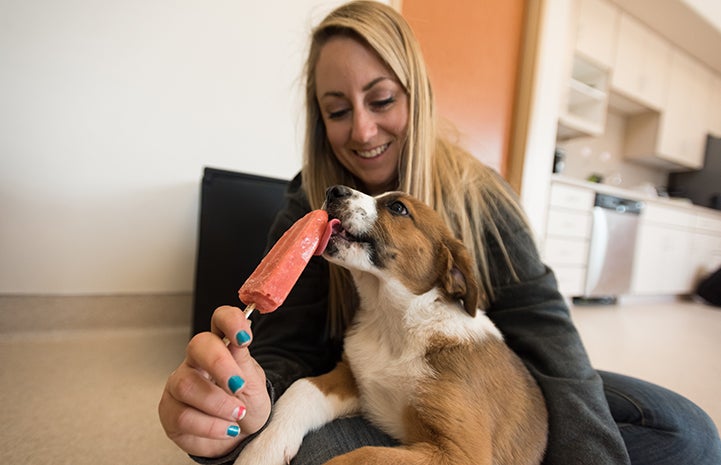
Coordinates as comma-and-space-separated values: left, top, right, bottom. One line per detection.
542, 183, 595, 295
558, 0, 615, 140
632, 203, 700, 295
545, 181, 721, 298
632, 222, 694, 294
632, 203, 721, 296
657, 50, 711, 169
611, 13, 671, 112
709, 74, 721, 137
575, 0, 618, 69
561, 1, 718, 169
624, 50, 711, 170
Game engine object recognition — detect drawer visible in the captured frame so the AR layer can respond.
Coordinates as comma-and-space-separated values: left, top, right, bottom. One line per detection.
546, 208, 593, 239
549, 183, 595, 211
543, 237, 590, 265
643, 203, 694, 228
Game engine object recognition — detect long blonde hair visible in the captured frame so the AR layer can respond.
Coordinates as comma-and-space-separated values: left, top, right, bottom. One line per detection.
302, 1, 528, 336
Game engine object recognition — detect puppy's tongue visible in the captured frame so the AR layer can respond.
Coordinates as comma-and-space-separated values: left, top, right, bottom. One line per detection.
314, 218, 341, 255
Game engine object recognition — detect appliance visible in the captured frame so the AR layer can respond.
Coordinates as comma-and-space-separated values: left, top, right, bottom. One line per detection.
668, 135, 721, 211
575, 193, 643, 305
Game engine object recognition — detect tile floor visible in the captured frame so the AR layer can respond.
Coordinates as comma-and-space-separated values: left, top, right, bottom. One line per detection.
0, 297, 719, 464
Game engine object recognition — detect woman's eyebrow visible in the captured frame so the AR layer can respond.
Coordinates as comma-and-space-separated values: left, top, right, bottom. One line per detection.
320, 77, 392, 99
362, 76, 390, 91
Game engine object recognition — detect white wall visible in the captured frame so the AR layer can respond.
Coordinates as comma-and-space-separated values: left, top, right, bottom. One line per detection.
0, 0, 361, 295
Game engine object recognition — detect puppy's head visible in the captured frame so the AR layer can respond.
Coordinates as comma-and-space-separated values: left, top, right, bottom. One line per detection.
322, 185, 480, 316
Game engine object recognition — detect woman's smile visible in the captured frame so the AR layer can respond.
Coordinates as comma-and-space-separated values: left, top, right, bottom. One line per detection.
354, 142, 391, 160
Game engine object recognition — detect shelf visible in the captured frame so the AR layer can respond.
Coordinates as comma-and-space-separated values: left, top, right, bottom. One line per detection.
557, 53, 610, 140
558, 112, 604, 140
568, 78, 607, 106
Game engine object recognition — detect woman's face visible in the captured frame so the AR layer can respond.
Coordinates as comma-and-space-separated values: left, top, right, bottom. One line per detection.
314, 36, 409, 195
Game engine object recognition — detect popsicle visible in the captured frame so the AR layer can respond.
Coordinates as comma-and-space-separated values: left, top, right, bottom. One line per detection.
238, 209, 334, 316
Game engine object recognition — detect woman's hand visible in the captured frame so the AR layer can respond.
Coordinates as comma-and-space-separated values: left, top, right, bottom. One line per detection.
159, 305, 272, 459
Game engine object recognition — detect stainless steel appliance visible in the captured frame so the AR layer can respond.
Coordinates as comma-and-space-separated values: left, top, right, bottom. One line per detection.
581, 193, 643, 302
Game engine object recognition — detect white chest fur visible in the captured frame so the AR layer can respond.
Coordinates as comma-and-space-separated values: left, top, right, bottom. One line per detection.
343, 277, 502, 441
344, 323, 432, 440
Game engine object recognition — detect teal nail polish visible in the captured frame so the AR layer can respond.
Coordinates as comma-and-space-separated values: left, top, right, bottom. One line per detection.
236, 330, 251, 345
226, 424, 240, 437
228, 375, 245, 393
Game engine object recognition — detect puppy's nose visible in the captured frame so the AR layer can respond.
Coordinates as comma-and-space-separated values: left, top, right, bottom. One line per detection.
326, 185, 352, 203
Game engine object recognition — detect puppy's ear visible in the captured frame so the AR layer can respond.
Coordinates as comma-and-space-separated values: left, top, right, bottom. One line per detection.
439, 238, 483, 317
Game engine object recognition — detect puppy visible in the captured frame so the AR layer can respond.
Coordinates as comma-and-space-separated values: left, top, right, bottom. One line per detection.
236, 185, 547, 465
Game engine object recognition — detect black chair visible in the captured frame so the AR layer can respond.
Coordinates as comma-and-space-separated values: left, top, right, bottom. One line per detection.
192, 167, 289, 335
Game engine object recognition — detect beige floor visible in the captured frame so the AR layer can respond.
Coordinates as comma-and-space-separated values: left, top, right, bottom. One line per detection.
571, 297, 721, 432
0, 296, 719, 464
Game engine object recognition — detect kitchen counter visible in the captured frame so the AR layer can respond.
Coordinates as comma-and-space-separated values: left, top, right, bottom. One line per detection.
551, 174, 721, 217
544, 175, 721, 298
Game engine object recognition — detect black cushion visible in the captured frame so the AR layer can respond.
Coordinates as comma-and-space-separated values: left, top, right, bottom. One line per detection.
192, 167, 289, 335
696, 267, 721, 307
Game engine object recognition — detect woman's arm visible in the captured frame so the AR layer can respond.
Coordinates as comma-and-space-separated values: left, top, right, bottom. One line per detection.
484, 200, 631, 465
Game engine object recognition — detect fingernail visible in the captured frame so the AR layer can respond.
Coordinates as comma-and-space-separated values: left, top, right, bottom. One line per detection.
228, 375, 245, 393
232, 405, 247, 421
226, 424, 240, 437
235, 330, 251, 346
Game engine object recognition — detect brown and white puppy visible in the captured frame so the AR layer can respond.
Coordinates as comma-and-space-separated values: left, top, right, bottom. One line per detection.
235, 185, 547, 465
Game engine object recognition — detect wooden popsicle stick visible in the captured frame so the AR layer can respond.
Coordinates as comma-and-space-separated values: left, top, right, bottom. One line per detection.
243, 303, 256, 319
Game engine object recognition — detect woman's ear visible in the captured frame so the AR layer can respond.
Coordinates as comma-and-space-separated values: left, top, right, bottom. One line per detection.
439, 238, 484, 316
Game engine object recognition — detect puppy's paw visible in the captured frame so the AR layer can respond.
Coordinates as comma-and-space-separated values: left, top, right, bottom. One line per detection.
233, 426, 303, 465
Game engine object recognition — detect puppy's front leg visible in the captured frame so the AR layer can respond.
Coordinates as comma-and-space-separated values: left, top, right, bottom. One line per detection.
234, 360, 360, 465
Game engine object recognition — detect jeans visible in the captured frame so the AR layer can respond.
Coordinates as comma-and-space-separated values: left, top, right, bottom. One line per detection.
600, 370, 721, 464
290, 371, 721, 465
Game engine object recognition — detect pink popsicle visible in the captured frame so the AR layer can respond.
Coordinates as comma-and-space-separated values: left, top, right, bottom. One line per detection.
238, 210, 332, 315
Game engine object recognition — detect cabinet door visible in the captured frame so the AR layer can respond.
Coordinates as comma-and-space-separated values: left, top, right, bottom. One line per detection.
612, 13, 670, 111
632, 223, 694, 295
709, 74, 721, 137
658, 50, 710, 169
575, 0, 618, 69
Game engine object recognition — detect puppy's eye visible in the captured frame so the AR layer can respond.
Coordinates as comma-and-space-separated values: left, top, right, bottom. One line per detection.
388, 201, 408, 216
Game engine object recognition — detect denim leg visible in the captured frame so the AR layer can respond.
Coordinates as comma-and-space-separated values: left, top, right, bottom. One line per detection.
290, 416, 399, 465
599, 370, 721, 465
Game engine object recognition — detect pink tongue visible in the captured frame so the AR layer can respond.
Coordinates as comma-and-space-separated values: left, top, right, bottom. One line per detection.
314, 218, 341, 255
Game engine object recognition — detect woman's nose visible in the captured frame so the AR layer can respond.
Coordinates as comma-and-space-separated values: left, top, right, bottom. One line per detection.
350, 108, 377, 143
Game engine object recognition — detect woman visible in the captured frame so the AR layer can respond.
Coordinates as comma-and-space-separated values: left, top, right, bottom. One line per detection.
159, 2, 721, 464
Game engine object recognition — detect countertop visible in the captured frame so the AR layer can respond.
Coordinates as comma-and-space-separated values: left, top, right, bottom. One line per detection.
551, 174, 721, 218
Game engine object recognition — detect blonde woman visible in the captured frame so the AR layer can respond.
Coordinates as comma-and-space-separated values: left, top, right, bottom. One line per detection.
159, 2, 721, 464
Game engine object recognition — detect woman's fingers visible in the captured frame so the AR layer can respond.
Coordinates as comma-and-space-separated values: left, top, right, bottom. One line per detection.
160, 388, 243, 440
166, 363, 246, 422
159, 369, 245, 458
186, 331, 249, 396
183, 318, 271, 436
211, 309, 273, 434
211, 305, 253, 348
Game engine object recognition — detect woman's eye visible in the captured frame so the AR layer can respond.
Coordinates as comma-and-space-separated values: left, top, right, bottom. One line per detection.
327, 108, 350, 120
371, 97, 395, 110
388, 201, 408, 216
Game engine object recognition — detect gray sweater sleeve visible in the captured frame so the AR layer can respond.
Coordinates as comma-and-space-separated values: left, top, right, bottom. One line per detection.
483, 195, 631, 465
